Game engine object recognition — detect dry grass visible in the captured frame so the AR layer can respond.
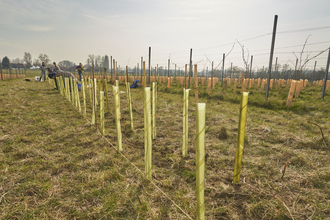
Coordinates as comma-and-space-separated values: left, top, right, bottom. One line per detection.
0, 75, 329, 219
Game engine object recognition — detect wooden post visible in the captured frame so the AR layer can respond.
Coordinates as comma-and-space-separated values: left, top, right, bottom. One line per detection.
148, 47, 151, 86
211, 61, 214, 90
241, 72, 244, 93
0, 63, 3, 81
104, 79, 109, 112
185, 64, 187, 89
143, 61, 146, 88
188, 48, 192, 87
113, 59, 116, 83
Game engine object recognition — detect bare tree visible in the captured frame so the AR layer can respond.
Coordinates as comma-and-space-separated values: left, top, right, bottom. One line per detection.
11, 58, 23, 63
292, 35, 328, 79
38, 54, 51, 65
85, 58, 91, 68
33, 59, 41, 67
95, 55, 101, 68
58, 60, 75, 68
23, 52, 32, 68
87, 54, 95, 67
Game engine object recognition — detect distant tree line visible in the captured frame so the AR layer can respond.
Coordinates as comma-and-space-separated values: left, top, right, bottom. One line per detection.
85, 54, 110, 71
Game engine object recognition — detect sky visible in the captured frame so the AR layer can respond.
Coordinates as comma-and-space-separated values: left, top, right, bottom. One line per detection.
1, 0, 330, 71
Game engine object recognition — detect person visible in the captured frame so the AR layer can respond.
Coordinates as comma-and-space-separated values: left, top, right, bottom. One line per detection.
76, 63, 84, 81
47, 67, 79, 90
130, 79, 140, 88
53, 62, 61, 72
39, 62, 47, 81
47, 68, 58, 89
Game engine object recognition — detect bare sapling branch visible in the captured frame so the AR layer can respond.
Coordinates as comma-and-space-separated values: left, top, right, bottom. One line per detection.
307, 121, 327, 147
236, 39, 250, 73
281, 161, 290, 180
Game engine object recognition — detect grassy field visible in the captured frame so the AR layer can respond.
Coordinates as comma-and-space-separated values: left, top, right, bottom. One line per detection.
0, 74, 329, 219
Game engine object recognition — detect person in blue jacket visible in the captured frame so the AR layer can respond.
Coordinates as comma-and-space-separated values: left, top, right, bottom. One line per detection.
130, 79, 140, 88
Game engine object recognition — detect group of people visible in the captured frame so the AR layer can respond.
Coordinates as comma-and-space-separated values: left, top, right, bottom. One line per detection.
38, 62, 84, 90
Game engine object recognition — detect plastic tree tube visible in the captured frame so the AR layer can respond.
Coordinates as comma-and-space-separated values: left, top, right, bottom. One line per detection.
70, 77, 74, 104
100, 91, 104, 136
66, 78, 70, 101
233, 92, 249, 184
94, 78, 98, 106
152, 82, 156, 139
82, 79, 86, 116
98, 79, 101, 104
128, 83, 134, 130
196, 103, 206, 220
73, 80, 77, 108
88, 78, 92, 103
182, 89, 190, 158
58, 76, 63, 95
91, 79, 95, 125
286, 80, 297, 107
113, 85, 122, 151
144, 87, 152, 180
56, 78, 61, 94
62, 77, 66, 97
77, 81, 81, 111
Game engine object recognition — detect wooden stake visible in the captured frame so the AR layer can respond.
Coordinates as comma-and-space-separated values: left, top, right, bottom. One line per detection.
104, 79, 109, 112
241, 72, 244, 93
185, 64, 187, 89
143, 61, 146, 88
194, 64, 198, 103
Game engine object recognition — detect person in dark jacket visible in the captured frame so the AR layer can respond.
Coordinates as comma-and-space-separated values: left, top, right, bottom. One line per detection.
76, 63, 84, 81
48, 68, 79, 90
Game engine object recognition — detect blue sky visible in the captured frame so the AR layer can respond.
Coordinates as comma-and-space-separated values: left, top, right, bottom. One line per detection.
0, 0, 330, 71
